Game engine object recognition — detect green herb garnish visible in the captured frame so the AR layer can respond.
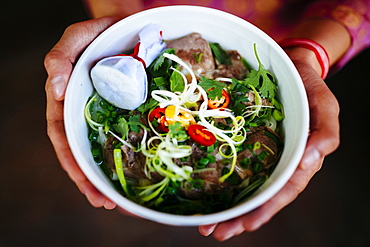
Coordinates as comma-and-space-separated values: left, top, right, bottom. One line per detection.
241, 44, 277, 100
209, 43, 232, 65
198, 77, 226, 100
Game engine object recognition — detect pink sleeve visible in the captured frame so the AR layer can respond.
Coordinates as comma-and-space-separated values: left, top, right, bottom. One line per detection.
303, 0, 370, 69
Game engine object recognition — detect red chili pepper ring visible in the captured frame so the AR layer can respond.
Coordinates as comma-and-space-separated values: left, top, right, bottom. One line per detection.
187, 124, 216, 147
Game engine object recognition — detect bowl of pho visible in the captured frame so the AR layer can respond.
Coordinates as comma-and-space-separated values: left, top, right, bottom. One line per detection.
64, 6, 309, 226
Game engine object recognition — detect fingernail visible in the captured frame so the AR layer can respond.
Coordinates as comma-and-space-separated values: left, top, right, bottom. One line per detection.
104, 200, 117, 210
78, 184, 86, 194
50, 75, 66, 100
200, 224, 217, 236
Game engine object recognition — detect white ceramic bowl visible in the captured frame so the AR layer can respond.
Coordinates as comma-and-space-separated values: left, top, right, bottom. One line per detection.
65, 6, 309, 226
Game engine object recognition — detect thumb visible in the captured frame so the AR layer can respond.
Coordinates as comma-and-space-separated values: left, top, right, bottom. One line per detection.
44, 49, 72, 101
44, 16, 121, 101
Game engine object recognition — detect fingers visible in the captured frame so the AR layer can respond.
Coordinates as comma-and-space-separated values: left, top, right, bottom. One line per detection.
46, 83, 116, 210
198, 223, 218, 237
206, 146, 324, 241
199, 63, 340, 241
44, 17, 122, 210
44, 50, 72, 101
77, 178, 116, 209
295, 61, 340, 157
44, 16, 120, 101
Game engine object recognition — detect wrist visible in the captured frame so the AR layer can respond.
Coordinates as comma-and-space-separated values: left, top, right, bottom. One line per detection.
287, 19, 351, 65
279, 38, 330, 79
284, 47, 322, 77
84, 0, 143, 19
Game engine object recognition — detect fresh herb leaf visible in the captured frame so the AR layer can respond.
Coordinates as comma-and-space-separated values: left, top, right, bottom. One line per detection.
209, 43, 232, 65
170, 68, 185, 92
113, 117, 129, 139
242, 70, 259, 88
127, 115, 146, 133
151, 48, 175, 71
168, 122, 188, 140
137, 98, 158, 114
241, 44, 277, 100
154, 77, 168, 89
229, 79, 250, 116
198, 77, 226, 100
230, 78, 249, 94
148, 48, 175, 79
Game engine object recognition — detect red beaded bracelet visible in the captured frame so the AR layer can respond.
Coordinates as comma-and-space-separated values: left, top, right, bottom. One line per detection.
279, 38, 330, 79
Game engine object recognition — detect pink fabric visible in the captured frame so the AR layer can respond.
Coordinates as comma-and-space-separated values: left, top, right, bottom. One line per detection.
303, 0, 370, 69
143, 0, 370, 69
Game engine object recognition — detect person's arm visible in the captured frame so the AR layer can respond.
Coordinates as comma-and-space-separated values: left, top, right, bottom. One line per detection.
301, 0, 370, 71
45, 0, 369, 241
199, 0, 370, 239
284, 19, 351, 76
83, 0, 144, 18
198, 21, 345, 241
198, 12, 354, 243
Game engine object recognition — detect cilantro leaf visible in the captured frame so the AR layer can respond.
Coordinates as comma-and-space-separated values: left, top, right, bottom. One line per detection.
137, 98, 158, 114
259, 70, 277, 99
150, 48, 175, 71
148, 49, 175, 78
168, 122, 188, 140
230, 78, 249, 94
113, 117, 129, 139
241, 44, 277, 100
127, 115, 146, 133
242, 69, 260, 88
229, 79, 250, 116
198, 77, 226, 100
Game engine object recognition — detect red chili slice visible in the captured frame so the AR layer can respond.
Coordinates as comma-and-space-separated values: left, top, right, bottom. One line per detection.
208, 89, 230, 109
114, 42, 146, 67
187, 124, 216, 147
149, 107, 169, 132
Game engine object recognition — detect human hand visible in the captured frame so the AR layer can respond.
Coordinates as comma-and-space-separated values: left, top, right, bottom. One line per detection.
44, 16, 122, 209
198, 56, 340, 241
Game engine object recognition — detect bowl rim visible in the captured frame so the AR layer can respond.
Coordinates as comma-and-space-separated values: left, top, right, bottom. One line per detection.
64, 5, 309, 226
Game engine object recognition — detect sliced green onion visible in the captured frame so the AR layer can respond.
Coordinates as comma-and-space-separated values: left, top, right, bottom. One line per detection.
136, 177, 170, 202
252, 162, 263, 173
114, 149, 130, 197
184, 180, 193, 191
240, 157, 252, 169
194, 155, 215, 169
195, 158, 210, 168
192, 179, 204, 189
249, 122, 258, 127
257, 150, 269, 161
206, 144, 216, 153
253, 141, 261, 151
272, 109, 284, 122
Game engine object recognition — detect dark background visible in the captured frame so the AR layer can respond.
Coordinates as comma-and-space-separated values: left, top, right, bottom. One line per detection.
1, 1, 370, 246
